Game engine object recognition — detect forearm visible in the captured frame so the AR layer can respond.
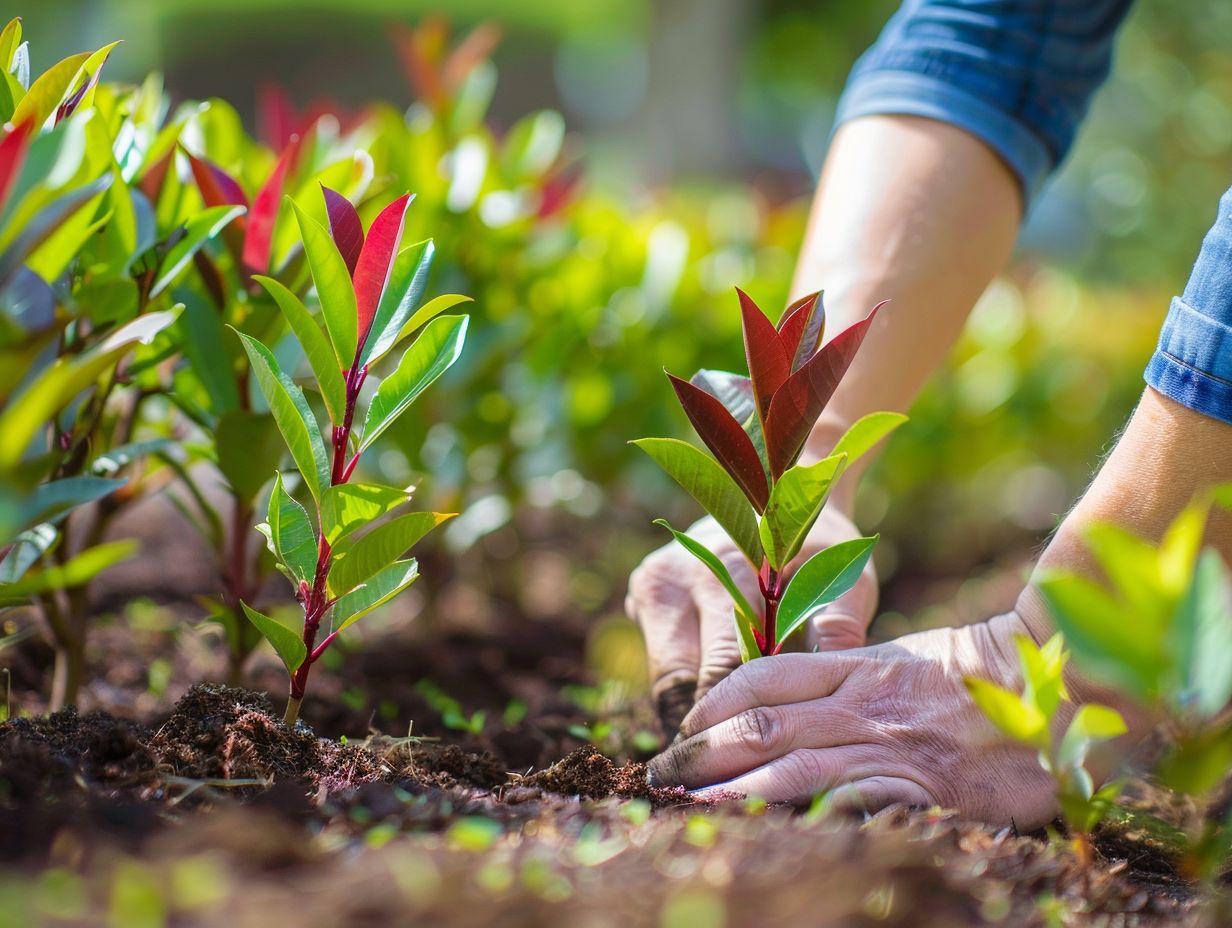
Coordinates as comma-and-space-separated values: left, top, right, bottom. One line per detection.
793, 114, 1021, 509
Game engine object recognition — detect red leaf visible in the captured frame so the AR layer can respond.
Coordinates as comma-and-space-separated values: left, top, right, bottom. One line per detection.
257, 83, 298, 150
185, 151, 248, 210
321, 186, 364, 276
776, 291, 825, 372
353, 193, 412, 356
0, 120, 33, 214
138, 148, 173, 204
737, 288, 790, 424
763, 302, 885, 477
668, 372, 769, 511
243, 136, 300, 273
392, 21, 447, 111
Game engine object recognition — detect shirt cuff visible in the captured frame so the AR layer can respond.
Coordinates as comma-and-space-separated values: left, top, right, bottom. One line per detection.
834, 70, 1056, 208
1145, 297, 1232, 426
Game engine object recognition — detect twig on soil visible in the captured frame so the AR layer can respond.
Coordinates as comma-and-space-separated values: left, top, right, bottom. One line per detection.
162, 774, 273, 806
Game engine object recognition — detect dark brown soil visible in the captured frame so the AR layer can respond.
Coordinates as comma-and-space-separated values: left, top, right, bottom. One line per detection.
523, 745, 691, 804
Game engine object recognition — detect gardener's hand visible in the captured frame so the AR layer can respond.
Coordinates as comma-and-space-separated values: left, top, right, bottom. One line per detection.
647, 612, 1069, 828
626, 508, 876, 738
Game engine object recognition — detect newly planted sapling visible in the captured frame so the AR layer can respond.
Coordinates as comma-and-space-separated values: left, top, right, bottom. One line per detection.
236, 186, 469, 725
964, 634, 1127, 853
635, 289, 904, 659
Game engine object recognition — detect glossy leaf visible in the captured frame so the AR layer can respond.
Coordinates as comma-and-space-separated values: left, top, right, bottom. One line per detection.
234, 330, 331, 502
0, 174, 113, 287
328, 558, 420, 634
829, 411, 908, 465
1176, 548, 1232, 718
292, 198, 357, 367
354, 193, 412, 354
322, 185, 363, 275
667, 373, 769, 511
1057, 703, 1127, 771
328, 511, 452, 596
174, 291, 240, 416
360, 238, 435, 366
0, 119, 32, 213
9, 50, 89, 129
776, 535, 878, 644
0, 522, 57, 584
763, 305, 883, 478
631, 438, 761, 565
690, 369, 755, 427
358, 314, 468, 453
89, 439, 173, 476
758, 453, 847, 570
17, 476, 125, 535
373, 291, 472, 365
320, 482, 414, 544
55, 41, 119, 123
266, 473, 318, 584
777, 291, 824, 372
254, 274, 346, 425
241, 602, 306, 674
737, 288, 789, 423
654, 518, 762, 659
243, 139, 298, 273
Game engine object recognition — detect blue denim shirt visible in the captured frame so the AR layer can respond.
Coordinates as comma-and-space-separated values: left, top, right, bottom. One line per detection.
836, 0, 1232, 425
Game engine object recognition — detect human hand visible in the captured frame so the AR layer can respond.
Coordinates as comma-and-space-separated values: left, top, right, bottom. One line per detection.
647, 613, 1075, 828
626, 507, 877, 739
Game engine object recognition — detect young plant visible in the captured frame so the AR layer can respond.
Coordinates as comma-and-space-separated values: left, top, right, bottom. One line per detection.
1038, 491, 1232, 879
964, 634, 1127, 855
235, 186, 469, 726
634, 289, 904, 659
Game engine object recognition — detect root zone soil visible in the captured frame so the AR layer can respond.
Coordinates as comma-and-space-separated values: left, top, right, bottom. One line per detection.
0, 632, 1226, 927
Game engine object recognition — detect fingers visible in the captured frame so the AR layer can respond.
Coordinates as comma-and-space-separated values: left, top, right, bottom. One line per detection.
684, 746, 908, 804
626, 550, 702, 736
677, 652, 855, 741
806, 552, 879, 652
648, 700, 873, 789
693, 576, 745, 704
824, 776, 934, 815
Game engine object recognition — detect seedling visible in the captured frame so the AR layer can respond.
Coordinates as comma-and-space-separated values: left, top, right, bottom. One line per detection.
236, 186, 469, 725
965, 633, 1127, 853
416, 679, 486, 734
634, 289, 904, 659
1039, 490, 1232, 878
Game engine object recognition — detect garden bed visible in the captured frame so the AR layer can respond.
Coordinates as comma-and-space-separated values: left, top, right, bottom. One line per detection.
0, 615, 1222, 928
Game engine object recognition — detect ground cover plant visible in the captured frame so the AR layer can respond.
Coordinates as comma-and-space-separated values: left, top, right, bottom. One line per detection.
635, 289, 904, 657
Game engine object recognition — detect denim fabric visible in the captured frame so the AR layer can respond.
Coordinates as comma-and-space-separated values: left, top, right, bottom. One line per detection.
1146, 190, 1232, 425
835, 0, 1135, 204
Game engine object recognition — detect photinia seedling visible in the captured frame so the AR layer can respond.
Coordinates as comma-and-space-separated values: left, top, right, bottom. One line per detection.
634, 289, 904, 660
236, 186, 470, 725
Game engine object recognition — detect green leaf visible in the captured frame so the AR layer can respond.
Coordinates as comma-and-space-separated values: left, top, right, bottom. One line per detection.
1057, 703, 1127, 771
964, 677, 1048, 748
15, 476, 125, 535
1176, 548, 1232, 719
254, 274, 347, 426
775, 535, 877, 644
1039, 572, 1163, 699
0, 539, 136, 604
291, 198, 357, 368
1015, 632, 1068, 720
9, 50, 89, 129
240, 601, 306, 674
1156, 728, 1232, 796
653, 518, 761, 661
89, 439, 173, 477
328, 558, 420, 634
174, 290, 240, 416
234, 329, 331, 502
758, 454, 847, 570
359, 238, 435, 366
0, 523, 57, 583
327, 511, 452, 596
829, 412, 908, 464
266, 473, 318, 584
1083, 522, 1171, 623
0, 308, 180, 468
149, 204, 245, 298
320, 482, 414, 545
214, 410, 283, 502
631, 438, 761, 565
358, 314, 468, 453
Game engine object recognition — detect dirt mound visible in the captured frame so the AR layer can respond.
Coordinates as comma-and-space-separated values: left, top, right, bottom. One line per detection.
523, 745, 691, 805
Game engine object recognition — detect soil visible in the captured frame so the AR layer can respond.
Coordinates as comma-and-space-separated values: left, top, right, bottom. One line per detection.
0, 581, 1229, 926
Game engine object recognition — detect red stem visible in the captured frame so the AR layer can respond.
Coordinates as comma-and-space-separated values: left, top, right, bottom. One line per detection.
758, 560, 786, 657
288, 361, 368, 708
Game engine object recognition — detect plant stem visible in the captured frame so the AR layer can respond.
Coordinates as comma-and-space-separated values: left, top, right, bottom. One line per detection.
758, 562, 786, 657
283, 363, 367, 726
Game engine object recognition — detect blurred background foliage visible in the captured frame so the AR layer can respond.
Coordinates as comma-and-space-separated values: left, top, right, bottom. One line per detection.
9, 0, 1232, 645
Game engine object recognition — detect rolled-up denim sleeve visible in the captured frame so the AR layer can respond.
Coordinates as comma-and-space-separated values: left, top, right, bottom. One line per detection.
1145, 187, 1232, 425
836, 0, 1135, 205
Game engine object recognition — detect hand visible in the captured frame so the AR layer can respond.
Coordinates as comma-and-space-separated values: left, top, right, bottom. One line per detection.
647, 612, 1072, 829
626, 507, 877, 738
